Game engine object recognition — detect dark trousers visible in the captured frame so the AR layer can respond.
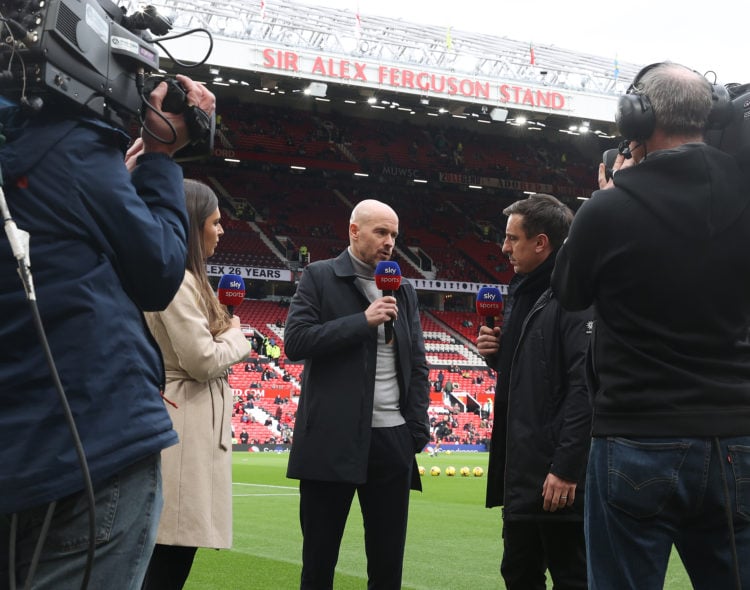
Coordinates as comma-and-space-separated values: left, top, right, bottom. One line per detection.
299, 425, 414, 590
501, 520, 587, 590
141, 544, 197, 590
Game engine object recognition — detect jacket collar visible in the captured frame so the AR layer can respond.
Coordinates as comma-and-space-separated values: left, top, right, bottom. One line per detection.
332, 249, 357, 278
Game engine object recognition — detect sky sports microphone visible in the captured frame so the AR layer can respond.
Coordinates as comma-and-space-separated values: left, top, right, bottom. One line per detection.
217, 274, 245, 316
374, 260, 402, 344
476, 286, 503, 329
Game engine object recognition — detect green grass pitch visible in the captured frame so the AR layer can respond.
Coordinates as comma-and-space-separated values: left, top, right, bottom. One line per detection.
183, 451, 691, 589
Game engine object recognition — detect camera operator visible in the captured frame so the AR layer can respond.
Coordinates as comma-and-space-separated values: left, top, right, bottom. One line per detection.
0, 75, 215, 589
552, 61, 750, 589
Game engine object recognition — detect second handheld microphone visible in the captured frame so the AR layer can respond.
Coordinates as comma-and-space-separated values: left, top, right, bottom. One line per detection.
217, 273, 246, 316
476, 286, 503, 329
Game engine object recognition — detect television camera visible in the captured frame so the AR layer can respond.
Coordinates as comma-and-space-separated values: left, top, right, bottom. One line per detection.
604, 79, 750, 174
0, 0, 213, 154
706, 82, 750, 165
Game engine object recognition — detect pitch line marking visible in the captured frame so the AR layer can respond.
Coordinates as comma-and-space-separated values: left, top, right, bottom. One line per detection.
233, 482, 298, 490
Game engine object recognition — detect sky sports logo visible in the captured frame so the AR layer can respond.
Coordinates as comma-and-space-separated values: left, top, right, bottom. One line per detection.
476, 286, 502, 315
218, 289, 244, 303
476, 300, 500, 313
376, 275, 402, 288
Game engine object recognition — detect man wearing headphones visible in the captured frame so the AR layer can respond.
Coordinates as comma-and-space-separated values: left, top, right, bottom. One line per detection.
552, 61, 750, 589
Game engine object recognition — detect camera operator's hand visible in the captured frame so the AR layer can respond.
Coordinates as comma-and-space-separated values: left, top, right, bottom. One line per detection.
598, 141, 640, 189
140, 74, 216, 158
125, 138, 145, 172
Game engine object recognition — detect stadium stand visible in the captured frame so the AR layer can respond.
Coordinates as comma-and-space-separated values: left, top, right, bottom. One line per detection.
222, 274, 496, 447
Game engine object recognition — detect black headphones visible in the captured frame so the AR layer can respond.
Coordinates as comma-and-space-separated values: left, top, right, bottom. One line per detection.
616, 62, 733, 141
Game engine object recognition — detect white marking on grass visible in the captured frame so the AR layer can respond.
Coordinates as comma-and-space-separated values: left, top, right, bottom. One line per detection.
232, 482, 299, 497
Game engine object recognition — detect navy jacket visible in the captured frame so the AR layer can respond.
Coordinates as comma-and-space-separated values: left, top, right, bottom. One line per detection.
0, 111, 187, 513
284, 250, 430, 489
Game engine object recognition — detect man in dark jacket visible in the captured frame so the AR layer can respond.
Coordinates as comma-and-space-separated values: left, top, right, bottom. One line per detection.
284, 199, 430, 590
477, 194, 592, 590
552, 62, 750, 589
0, 77, 215, 588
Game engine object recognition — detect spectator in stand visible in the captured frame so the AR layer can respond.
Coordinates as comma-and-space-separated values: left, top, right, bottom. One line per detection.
284, 199, 430, 589
268, 341, 282, 366
251, 332, 264, 355
477, 194, 592, 590
482, 398, 494, 420
142, 180, 251, 590
0, 75, 214, 588
240, 430, 249, 445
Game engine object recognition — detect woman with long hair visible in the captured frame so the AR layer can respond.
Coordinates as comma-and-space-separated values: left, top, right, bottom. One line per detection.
142, 179, 251, 589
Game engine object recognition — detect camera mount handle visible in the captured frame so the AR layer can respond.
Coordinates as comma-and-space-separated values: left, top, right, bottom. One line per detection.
0, 172, 35, 301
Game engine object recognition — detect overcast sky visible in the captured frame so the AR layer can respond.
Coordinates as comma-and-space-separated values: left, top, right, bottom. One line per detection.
296, 0, 747, 86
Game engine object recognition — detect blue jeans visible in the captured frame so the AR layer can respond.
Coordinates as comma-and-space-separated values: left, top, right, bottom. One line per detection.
586, 436, 750, 590
0, 454, 163, 590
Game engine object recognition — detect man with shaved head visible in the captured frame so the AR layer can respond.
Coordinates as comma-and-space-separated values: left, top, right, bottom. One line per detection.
285, 199, 430, 589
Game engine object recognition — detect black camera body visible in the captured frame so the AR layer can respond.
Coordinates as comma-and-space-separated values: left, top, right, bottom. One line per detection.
0, 0, 163, 129
706, 83, 750, 165
0, 0, 214, 158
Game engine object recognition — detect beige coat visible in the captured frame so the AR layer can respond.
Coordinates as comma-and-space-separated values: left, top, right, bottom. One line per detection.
145, 271, 251, 548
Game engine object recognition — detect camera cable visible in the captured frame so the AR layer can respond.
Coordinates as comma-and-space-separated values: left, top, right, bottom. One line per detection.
1, 180, 96, 590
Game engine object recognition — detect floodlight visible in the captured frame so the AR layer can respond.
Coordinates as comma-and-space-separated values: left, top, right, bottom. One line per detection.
489, 108, 509, 122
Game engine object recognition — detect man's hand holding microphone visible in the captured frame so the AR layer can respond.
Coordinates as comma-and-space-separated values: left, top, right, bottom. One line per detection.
475, 286, 503, 359
370, 261, 402, 344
